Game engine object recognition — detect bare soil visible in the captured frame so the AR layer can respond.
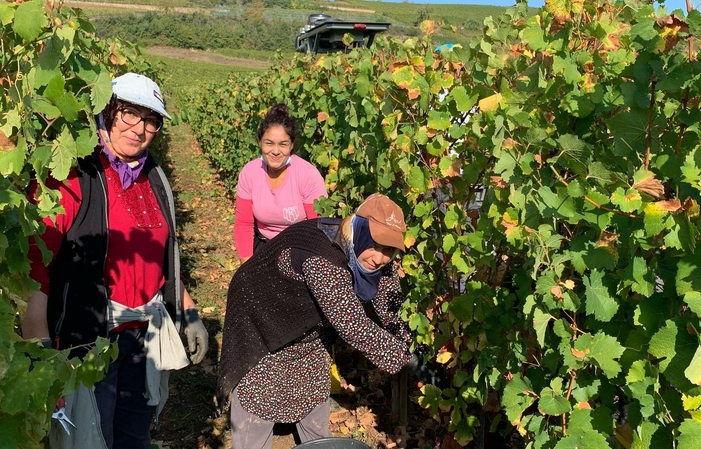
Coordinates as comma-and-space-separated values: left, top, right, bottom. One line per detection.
146, 46, 271, 70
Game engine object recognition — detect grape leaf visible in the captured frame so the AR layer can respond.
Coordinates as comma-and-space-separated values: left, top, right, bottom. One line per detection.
50, 127, 77, 181
502, 374, 536, 424
13, 0, 47, 42
573, 332, 625, 378
90, 70, 113, 112
649, 319, 697, 390
678, 418, 701, 449
584, 270, 618, 322
684, 346, 701, 386
554, 430, 609, 448
538, 387, 571, 415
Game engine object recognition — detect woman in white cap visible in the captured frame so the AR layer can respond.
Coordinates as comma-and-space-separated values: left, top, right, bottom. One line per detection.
23, 72, 208, 449
217, 193, 418, 448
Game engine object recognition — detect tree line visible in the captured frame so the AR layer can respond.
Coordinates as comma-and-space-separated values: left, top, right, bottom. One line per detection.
93, 10, 299, 51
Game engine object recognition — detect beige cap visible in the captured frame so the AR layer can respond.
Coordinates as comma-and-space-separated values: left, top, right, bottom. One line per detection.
356, 193, 406, 251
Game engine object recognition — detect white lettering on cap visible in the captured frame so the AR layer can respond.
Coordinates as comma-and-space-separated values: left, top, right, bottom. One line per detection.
385, 211, 403, 229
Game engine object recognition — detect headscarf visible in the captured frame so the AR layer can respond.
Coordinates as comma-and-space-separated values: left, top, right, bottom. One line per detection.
96, 112, 148, 190
346, 215, 383, 301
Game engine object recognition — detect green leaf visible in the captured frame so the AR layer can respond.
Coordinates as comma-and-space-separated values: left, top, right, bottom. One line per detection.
449, 293, 474, 322
626, 256, 655, 298
611, 187, 642, 213
533, 307, 552, 348
678, 418, 701, 449
631, 419, 659, 449
90, 71, 113, 112
409, 313, 430, 334
607, 106, 649, 157
643, 202, 672, 237
50, 127, 77, 180
406, 165, 426, 192
537, 186, 577, 220
418, 384, 443, 416
649, 319, 697, 390
552, 55, 581, 84
75, 127, 98, 158
444, 206, 459, 229
538, 387, 571, 415
43, 74, 66, 103
449, 85, 477, 113
55, 92, 81, 123
554, 431, 609, 449
0, 3, 15, 26
0, 140, 26, 176
573, 332, 625, 378
427, 110, 451, 130
13, 0, 47, 42
684, 346, 701, 386
676, 254, 701, 297
502, 374, 536, 424
584, 269, 618, 322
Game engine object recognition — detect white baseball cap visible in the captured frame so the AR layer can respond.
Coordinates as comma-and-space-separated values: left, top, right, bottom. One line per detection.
111, 72, 171, 120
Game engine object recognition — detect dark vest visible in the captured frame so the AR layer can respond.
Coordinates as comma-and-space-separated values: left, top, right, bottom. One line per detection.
216, 218, 349, 409
46, 150, 180, 357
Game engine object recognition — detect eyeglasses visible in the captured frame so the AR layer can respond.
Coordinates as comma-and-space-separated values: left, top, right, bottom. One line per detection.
117, 106, 163, 132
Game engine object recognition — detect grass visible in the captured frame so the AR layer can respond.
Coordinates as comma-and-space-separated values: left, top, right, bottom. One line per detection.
145, 54, 255, 99
212, 47, 293, 61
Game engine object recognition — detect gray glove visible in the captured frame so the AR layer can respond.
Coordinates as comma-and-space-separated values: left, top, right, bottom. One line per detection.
183, 308, 208, 364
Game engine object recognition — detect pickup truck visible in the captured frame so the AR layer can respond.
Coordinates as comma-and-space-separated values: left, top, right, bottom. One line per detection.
294, 13, 390, 53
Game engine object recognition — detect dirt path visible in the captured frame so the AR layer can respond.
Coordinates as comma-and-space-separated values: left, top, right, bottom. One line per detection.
326, 5, 376, 13
63, 0, 204, 13
146, 46, 271, 70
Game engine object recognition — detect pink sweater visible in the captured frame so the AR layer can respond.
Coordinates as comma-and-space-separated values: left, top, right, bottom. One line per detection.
234, 155, 327, 259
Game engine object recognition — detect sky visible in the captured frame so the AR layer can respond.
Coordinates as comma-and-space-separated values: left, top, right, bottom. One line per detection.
364, 0, 694, 15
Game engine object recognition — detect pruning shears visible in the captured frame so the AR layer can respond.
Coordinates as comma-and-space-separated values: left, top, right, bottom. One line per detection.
52, 397, 76, 435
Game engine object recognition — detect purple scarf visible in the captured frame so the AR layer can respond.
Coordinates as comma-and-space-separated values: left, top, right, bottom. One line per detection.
96, 113, 148, 190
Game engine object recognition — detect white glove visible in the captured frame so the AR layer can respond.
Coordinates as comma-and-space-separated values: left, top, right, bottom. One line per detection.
183, 308, 208, 364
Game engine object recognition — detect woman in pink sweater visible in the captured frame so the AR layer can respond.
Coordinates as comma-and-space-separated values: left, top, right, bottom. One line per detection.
234, 104, 328, 263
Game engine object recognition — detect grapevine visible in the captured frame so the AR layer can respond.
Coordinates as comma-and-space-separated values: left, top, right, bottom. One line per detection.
185, 1, 701, 446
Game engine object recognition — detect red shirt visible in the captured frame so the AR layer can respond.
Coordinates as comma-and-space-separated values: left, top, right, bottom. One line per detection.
28, 154, 168, 315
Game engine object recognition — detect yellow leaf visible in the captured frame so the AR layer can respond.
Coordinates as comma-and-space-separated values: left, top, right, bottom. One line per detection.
478, 93, 502, 112
436, 351, 454, 364
682, 393, 701, 412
